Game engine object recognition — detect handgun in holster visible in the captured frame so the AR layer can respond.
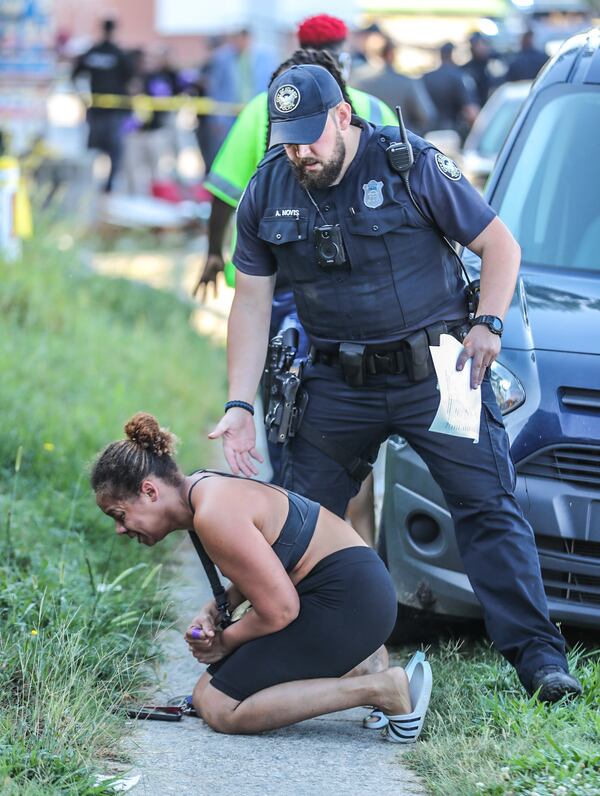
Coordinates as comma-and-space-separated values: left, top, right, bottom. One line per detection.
263, 327, 308, 444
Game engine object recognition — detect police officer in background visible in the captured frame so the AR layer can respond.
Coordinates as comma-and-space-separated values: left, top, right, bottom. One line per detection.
506, 30, 548, 82
209, 63, 582, 703
423, 42, 478, 140
72, 18, 133, 192
461, 32, 494, 108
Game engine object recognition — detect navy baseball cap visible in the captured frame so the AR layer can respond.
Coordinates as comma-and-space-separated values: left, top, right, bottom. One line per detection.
268, 64, 344, 147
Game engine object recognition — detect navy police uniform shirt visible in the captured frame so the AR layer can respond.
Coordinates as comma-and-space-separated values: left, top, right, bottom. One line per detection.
233, 119, 496, 347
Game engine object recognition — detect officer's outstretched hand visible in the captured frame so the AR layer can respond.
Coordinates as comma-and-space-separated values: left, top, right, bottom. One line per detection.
208, 407, 264, 477
192, 253, 225, 301
456, 325, 501, 389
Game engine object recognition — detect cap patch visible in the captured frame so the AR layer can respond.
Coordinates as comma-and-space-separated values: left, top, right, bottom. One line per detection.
274, 85, 301, 114
435, 152, 461, 181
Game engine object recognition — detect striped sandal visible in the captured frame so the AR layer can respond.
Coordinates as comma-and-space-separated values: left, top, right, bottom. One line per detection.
362, 650, 425, 730
383, 657, 432, 744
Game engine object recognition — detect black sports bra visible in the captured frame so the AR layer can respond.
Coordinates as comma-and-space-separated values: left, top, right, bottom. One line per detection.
187, 470, 321, 573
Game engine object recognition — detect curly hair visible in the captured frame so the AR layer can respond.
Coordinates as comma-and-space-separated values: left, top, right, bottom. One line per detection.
90, 412, 183, 499
266, 49, 355, 152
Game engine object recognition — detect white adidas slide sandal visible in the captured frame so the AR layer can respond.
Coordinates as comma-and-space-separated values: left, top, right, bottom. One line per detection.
362, 650, 426, 730
383, 658, 432, 744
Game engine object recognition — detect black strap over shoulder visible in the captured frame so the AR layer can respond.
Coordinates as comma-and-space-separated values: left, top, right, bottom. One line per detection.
187, 530, 232, 627
186, 474, 232, 627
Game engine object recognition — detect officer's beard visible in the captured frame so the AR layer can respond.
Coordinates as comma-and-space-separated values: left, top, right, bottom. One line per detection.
291, 130, 346, 190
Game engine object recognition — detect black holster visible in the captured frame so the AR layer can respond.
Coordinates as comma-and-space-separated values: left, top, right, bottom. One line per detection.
265, 370, 308, 444
263, 328, 308, 445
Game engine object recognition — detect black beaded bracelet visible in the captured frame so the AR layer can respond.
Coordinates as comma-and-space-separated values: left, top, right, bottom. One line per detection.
224, 400, 255, 416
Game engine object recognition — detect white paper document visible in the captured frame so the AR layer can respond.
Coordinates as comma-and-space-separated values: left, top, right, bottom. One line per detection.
428, 334, 482, 443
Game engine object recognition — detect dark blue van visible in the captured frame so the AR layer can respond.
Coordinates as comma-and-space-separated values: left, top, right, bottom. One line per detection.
381, 28, 600, 637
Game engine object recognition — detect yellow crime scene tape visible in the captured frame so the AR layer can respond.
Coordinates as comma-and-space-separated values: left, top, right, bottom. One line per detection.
89, 93, 244, 116
0, 93, 243, 249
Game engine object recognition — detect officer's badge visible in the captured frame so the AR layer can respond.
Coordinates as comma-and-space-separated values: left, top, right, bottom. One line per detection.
274, 85, 301, 114
435, 153, 462, 181
362, 180, 384, 208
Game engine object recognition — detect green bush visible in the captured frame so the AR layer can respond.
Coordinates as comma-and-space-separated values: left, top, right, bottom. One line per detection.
0, 230, 225, 793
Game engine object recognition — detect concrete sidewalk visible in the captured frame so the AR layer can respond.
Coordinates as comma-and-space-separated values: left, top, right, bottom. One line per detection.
126, 535, 427, 796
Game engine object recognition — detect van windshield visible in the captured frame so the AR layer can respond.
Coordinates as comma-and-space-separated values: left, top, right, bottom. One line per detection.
494, 88, 600, 271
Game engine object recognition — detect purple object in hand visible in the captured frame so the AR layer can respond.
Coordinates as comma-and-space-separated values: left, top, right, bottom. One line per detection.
190, 627, 203, 640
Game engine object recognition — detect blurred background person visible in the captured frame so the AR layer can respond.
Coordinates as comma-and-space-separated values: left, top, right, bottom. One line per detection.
122, 46, 180, 196
349, 22, 383, 70
461, 31, 494, 109
352, 35, 434, 135
506, 29, 548, 82
201, 29, 277, 170
423, 42, 478, 140
71, 18, 133, 193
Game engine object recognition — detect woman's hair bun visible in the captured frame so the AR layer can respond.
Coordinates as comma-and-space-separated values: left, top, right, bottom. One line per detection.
124, 413, 176, 457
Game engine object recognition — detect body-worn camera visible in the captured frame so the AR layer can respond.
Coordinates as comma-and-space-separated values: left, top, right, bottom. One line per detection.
314, 224, 349, 270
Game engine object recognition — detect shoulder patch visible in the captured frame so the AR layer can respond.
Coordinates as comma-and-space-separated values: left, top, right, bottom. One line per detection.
435, 152, 461, 181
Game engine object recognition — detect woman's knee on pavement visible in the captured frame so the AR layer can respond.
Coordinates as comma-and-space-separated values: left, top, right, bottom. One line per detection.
195, 683, 241, 734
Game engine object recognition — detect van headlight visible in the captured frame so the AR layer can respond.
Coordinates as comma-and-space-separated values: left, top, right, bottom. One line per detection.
489, 361, 525, 415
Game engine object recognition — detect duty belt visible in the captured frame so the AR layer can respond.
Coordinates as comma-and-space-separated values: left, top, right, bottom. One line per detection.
313, 348, 406, 375
311, 319, 471, 386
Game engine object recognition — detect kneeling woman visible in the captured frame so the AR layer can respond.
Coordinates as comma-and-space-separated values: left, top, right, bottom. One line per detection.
91, 413, 431, 739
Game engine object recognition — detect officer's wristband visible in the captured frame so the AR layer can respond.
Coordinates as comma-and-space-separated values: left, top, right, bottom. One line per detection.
224, 400, 255, 416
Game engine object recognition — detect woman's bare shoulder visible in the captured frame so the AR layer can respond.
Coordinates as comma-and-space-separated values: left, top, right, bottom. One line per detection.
192, 476, 265, 534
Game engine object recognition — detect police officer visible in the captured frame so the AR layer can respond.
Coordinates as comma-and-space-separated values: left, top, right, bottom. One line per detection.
209, 64, 581, 702
461, 32, 494, 108
506, 30, 548, 82
196, 23, 396, 518
72, 18, 133, 192
422, 42, 478, 139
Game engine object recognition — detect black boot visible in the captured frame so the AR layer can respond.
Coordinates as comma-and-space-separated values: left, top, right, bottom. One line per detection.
529, 665, 582, 703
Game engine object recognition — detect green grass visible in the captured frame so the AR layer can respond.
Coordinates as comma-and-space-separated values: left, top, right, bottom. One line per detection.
0, 226, 225, 793
400, 640, 600, 795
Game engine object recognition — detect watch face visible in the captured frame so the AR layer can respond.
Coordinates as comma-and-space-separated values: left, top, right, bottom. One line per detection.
490, 317, 502, 333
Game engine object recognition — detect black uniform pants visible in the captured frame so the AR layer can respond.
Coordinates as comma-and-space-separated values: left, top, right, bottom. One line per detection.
86, 109, 126, 193
281, 361, 568, 690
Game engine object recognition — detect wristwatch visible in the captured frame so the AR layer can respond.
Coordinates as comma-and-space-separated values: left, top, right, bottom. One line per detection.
471, 314, 504, 336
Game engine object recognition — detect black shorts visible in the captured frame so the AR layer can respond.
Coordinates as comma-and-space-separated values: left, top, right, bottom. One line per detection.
207, 546, 397, 701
